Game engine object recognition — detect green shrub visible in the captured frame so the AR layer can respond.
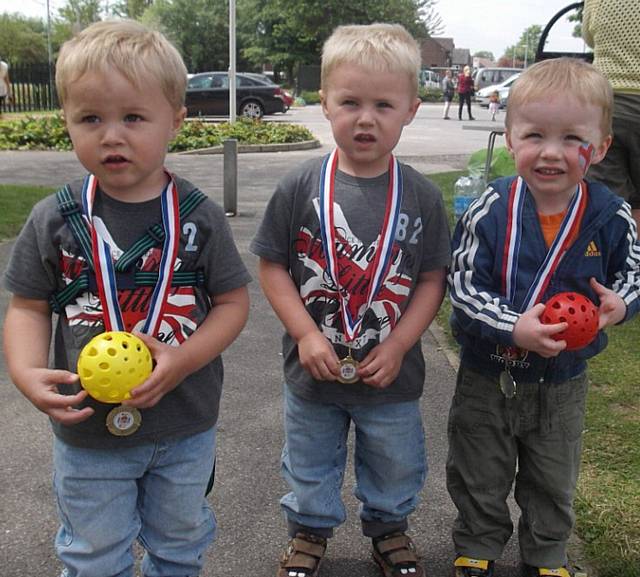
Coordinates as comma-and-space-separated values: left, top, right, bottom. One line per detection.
418, 87, 444, 102
300, 90, 321, 105
0, 113, 315, 152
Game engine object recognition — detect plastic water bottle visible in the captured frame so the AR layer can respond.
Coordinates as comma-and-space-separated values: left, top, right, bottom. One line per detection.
453, 176, 472, 221
453, 175, 485, 221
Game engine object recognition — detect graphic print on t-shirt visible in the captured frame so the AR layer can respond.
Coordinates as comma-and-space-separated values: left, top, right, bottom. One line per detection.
294, 199, 413, 349
60, 218, 198, 345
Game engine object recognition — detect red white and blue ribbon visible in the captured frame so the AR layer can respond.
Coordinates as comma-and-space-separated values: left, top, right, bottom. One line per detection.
81, 172, 180, 336
501, 176, 586, 311
319, 149, 403, 343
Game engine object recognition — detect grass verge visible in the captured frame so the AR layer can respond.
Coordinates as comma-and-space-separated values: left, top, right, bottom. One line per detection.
0, 184, 54, 240
428, 170, 640, 577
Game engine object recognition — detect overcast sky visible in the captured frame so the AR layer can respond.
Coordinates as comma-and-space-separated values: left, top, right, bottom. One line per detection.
2, 0, 587, 62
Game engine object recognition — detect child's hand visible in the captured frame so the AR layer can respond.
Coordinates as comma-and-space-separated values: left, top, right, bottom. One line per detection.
513, 303, 568, 357
297, 331, 341, 382
20, 368, 94, 425
126, 333, 189, 408
357, 338, 405, 389
590, 277, 626, 328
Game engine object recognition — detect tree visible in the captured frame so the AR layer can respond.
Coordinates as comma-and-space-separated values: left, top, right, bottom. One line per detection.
0, 13, 48, 63
57, 0, 103, 30
568, 5, 583, 38
112, 0, 155, 19
238, 0, 443, 81
502, 25, 541, 68
143, 0, 242, 72
473, 50, 495, 62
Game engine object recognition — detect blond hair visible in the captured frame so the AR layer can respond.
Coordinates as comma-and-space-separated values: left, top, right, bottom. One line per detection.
56, 19, 187, 110
505, 58, 613, 135
321, 23, 421, 96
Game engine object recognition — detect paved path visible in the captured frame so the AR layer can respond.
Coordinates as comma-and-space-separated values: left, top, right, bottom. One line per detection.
0, 104, 531, 576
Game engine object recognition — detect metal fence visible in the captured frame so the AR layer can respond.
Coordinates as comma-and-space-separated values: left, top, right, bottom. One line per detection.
1, 61, 58, 114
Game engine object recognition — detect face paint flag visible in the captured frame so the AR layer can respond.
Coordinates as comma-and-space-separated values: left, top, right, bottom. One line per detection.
578, 141, 595, 176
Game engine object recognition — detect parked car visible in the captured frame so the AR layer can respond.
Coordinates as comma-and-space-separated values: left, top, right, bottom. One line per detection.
185, 72, 286, 119
473, 67, 521, 93
475, 73, 521, 108
243, 72, 294, 111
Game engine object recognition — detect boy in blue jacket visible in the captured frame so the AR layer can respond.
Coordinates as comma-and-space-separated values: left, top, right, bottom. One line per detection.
447, 58, 640, 577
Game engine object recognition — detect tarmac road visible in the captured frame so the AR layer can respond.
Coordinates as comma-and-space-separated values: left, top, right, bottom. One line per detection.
0, 103, 549, 576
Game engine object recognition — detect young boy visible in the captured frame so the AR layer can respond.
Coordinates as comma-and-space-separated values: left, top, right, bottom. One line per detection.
447, 58, 640, 577
3, 20, 250, 577
250, 23, 451, 577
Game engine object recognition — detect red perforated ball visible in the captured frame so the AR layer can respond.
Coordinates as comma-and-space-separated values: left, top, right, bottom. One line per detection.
541, 292, 599, 351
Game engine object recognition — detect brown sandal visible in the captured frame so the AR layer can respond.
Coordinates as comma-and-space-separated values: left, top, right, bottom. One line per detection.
277, 532, 327, 577
372, 532, 424, 577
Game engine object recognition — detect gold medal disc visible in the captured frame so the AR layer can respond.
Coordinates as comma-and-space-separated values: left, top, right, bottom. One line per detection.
338, 357, 359, 384
106, 406, 142, 436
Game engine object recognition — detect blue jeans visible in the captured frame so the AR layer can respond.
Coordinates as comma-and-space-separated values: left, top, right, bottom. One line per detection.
53, 427, 217, 577
281, 387, 427, 538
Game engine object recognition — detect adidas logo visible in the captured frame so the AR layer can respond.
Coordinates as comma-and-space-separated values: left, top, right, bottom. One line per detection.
585, 240, 601, 257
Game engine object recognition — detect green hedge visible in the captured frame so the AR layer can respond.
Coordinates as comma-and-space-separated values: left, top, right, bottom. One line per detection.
0, 113, 315, 152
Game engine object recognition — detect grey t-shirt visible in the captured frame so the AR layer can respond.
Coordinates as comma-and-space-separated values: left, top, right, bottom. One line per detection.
4, 174, 251, 448
250, 156, 451, 404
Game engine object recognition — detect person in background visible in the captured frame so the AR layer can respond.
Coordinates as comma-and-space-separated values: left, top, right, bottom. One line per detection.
442, 68, 456, 119
457, 65, 475, 121
488, 90, 500, 122
0, 56, 12, 114
583, 0, 640, 228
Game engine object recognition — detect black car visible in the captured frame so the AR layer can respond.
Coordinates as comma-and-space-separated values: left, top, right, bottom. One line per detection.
185, 72, 286, 119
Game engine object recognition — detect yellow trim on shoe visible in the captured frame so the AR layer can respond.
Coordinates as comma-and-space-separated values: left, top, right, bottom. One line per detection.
454, 557, 490, 570
537, 569, 571, 577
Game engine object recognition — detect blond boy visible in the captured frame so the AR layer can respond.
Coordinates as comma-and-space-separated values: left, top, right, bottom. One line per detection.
3, 20, 250, 576
448, 58, 640, 577
251, 23, 450, 577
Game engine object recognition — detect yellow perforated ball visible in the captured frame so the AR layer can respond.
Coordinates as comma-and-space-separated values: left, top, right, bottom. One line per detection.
77, 331, 152, 403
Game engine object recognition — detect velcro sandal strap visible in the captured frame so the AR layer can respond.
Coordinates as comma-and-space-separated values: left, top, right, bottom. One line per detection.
376, 534, 413, 555
289, 537, 326, 559
455, 557, 490, 570
280, 534, 326, 576
538, 569, 571, 577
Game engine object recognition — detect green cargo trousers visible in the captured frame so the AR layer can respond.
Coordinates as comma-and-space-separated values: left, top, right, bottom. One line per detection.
446, 365, 589, 568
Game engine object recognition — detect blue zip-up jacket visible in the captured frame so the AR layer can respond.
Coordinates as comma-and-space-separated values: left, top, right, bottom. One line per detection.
449, 175, 640, 384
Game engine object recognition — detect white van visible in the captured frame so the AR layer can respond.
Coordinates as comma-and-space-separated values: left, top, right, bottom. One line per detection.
473, 67, 521, 92
420, 69, 441, 90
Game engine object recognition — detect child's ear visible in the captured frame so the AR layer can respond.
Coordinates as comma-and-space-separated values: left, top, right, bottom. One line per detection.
172, 106, 187, 135
591, 134, 613, 164
404, 97, 421, 125
319, 90, 329, 118
504, 131, 515, 156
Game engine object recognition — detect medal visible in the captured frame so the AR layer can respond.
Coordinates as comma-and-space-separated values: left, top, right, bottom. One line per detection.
106, 406, 142, 436
499, 368, 517, 399
81, 171, 180, 435
338, 349, 359, 384
319, 150, 403, 381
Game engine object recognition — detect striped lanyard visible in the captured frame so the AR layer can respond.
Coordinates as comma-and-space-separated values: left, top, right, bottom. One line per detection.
319, 149, 403, 344
501, 176, 586, 311
81, 172, 180, 336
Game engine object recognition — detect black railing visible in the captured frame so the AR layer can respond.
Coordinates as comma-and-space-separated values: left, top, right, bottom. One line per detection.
1, 61, 58, 114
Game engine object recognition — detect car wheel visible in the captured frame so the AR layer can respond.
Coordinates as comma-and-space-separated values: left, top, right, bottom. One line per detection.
239, 100, 264, 119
